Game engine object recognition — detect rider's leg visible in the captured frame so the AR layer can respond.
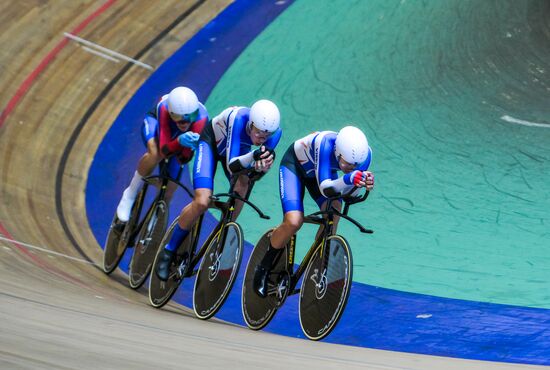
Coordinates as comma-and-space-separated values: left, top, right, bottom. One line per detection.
264, 148, 306, 261
262, 210, 303, 266
156, 138, 215, 281
254, 211, 304, 296
164, 181, 178, 203
175, 135, 217, 233
254, 150, 305, 296
117, 123, 161, 222
164, 156, 184, 203
156, 188, 212, 280
180, 188, 211, 232
270, 211, 303, 249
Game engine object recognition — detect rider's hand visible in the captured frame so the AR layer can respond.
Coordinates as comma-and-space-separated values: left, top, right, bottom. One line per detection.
253, 146, 275, 173
347, 170, 367, 187
364, 171, 374, 191
177, 132, 200, 149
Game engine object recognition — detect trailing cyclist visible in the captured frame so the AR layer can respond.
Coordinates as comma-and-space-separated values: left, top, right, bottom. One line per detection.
253, 126, 375, 297
155, 99, 283, 281
115, 86, 208, 226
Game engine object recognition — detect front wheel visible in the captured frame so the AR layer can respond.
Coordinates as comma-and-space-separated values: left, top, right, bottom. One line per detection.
299, 235, 353, 341
241, 229, 288, 331
148, 217, 197, 308
128, 200, 168, 289
193, 222, 243, 320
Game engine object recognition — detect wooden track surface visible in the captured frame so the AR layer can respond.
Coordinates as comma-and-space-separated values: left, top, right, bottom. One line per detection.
0, 1, 543, 368
0, 0, 230, 267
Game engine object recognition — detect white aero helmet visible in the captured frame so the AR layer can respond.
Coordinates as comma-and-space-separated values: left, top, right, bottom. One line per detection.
335, 126, 369, 165
167, 87, 199, 116
249, 99, 280, 133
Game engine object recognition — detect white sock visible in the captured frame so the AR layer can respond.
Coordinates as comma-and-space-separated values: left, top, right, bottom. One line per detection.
116, 171, 143, 222
125, 171, 143, 200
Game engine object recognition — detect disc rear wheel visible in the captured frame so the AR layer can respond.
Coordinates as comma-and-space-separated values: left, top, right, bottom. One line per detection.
128, 200, 168, 289
148, 217, 197, 308
241, 230, 288, 330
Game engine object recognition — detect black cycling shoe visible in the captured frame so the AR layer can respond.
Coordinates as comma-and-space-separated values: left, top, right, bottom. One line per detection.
112, 219, 127, 234
156, 248, 175, 281
253, 265, 270, 298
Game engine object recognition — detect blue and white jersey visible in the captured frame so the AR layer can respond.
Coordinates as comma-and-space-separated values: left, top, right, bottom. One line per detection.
293, 131, 372, 197
211, 106, 282, 171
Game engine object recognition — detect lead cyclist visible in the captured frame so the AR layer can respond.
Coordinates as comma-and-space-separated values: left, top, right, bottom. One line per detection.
253, 126, 375, 297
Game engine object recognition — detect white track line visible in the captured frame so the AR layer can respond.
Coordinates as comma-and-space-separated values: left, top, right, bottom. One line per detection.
501, 115, 550, 128
64, 32, 154, 70
81, 45, 121, 63
0, 235, 100, 267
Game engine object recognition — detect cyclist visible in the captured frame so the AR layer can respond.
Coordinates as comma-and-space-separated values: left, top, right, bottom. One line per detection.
253, 126, 375, 297
155, 99, 283, 281
115, 87, 208, 225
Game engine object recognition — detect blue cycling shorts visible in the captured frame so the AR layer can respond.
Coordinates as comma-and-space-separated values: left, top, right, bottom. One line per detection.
192, 122, 230, 190
279, 145, 328, 214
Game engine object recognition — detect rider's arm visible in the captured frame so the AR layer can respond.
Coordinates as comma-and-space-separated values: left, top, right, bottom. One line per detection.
227, 111, 253, 173
314, 134, 340, 197
157, 105, 180, 157
189, 103, 208, 136
228, 151, 255, 173
228, 122, 283, 173
176, 104, 209, 164
319, 146, 373, 197
264, 127, 282, 150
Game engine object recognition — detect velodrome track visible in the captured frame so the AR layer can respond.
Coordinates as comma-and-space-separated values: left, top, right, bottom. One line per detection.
1, 1, 549, 369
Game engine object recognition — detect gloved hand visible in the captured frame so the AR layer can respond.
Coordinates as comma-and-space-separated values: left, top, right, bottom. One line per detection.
253, 146, 275, 173
253, 146, 275, 160
346, 170, 367, 187
177, 132, 200, 149
365, 171, 374, 191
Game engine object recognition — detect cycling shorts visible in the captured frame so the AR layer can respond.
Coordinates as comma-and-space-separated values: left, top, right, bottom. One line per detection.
279, 144, 327, 213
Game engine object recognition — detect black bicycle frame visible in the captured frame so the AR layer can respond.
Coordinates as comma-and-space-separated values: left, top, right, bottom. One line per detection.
184, 170, 268, 277
129, 159, 192, 243
280, 191, 371, 296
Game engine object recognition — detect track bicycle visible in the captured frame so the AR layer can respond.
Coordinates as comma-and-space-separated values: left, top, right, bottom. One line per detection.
102, 159, 192, 281
241, 191, 372, 340
148, 169, 269, 320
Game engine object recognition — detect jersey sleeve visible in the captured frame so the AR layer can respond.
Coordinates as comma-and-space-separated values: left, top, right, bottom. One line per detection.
316, 134, 349, 197
158, 104, 177, 157
265, 127, 282, 150
226, 111, 248, 171
190, 103, 208, 136
190, 117, 207, 136
177, 114, 209, 164
315, 135, 334, 190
